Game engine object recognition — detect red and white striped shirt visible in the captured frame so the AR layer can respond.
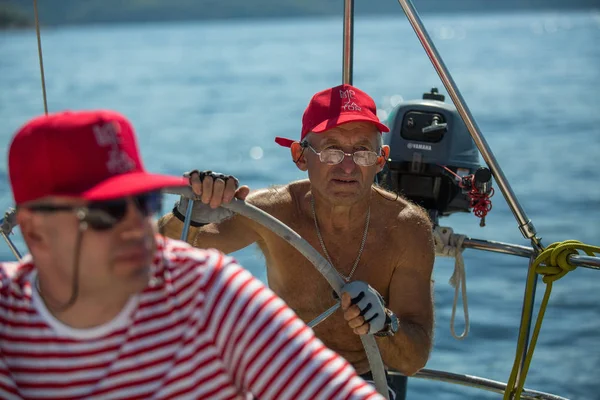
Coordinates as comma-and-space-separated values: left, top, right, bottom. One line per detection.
0, 237, 383, 400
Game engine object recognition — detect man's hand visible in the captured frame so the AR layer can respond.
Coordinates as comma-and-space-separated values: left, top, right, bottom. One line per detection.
175, 170, 250, 225
340, 281, 387, 335
186, 170, 249, 207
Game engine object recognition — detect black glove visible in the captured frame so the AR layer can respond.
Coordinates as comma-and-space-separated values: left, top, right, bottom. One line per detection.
173, 170, 237, 226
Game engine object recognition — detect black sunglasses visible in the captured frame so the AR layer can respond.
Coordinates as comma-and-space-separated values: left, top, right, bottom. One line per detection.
26, 192, 163, 231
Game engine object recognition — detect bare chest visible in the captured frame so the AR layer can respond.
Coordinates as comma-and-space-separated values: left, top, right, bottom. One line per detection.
256, 224, 396, 371
260, 222, 396, 321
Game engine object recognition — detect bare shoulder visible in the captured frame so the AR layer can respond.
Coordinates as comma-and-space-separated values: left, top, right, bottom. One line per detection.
245, 179, 310, 218
398, 200, 432, 238
373, 186, 430, 226
372, 186, 434, 261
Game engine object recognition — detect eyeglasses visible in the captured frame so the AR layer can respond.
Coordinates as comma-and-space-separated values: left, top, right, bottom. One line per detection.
25, 192, 163, 231
304, 143, 380, 167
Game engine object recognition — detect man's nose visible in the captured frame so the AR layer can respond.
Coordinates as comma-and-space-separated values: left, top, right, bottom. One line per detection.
340, 152, 357, 172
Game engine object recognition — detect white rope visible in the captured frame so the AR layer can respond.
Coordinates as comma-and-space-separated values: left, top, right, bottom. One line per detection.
433, 225, 469, 340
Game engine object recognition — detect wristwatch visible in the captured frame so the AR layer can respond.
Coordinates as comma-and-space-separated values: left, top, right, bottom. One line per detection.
374, 309, 399, 337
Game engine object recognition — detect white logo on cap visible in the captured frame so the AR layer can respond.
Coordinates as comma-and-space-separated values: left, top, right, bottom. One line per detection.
340, 89, 362, 111
92, 122, 135, 174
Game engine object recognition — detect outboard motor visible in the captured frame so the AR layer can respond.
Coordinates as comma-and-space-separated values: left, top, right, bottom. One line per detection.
377, 88, 492, 225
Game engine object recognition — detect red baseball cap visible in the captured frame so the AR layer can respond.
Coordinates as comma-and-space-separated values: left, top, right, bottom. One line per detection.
275, 84, 389, 148
8, 110, 187, 205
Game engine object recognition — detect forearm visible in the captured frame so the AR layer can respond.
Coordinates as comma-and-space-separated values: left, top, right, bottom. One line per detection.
158, 210, 261, 254
375, 318, 432, 376
157, 212, 199, 245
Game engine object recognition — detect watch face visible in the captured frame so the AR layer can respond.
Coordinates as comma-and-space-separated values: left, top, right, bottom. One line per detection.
390, 313, 399, 333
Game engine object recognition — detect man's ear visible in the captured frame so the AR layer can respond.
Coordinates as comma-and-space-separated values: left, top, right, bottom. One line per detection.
291, 142, 308, 171
16, 209, 46, 252
376, 145, 390, 172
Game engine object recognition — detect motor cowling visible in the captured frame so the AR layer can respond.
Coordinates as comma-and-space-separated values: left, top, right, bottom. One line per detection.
377, 88, 486, 223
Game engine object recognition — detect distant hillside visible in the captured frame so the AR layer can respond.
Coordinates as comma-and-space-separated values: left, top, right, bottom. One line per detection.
2, 0, 598, 27
0, 3, 31, 28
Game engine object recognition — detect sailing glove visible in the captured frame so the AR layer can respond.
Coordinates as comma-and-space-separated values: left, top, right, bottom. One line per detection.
341, 281, 387, 335
173, 170, 237, 226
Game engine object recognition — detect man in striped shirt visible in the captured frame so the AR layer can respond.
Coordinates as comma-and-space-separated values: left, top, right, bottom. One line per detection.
0, 110, 385, 399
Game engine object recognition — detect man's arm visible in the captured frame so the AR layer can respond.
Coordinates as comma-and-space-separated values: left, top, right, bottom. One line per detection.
157, 170, 262, 254
375, 207, 435, 376
158, 211, 261, 255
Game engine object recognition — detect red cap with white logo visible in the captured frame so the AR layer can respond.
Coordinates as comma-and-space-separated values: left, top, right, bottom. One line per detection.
275, 84, 389, 148
8, 110, 187, 205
